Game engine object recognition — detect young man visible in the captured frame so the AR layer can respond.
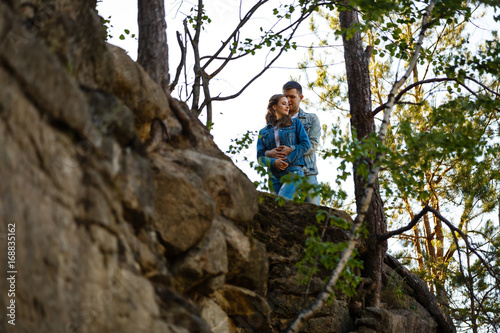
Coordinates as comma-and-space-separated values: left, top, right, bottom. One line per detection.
265, 81, 321, 204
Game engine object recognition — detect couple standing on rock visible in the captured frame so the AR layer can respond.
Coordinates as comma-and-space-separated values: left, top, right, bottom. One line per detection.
257, 81, 321, 204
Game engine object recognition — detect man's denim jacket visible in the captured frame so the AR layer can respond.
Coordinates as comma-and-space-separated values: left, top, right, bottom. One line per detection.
296, 108, 320, 176
257, 118, 311, 179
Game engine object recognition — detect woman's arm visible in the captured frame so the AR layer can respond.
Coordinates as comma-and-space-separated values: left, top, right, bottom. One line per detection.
285, 119, 311, 165
257, 131, 277, 169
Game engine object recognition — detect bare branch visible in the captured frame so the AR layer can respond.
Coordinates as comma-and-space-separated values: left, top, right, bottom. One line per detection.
201, 71, 212, 126
378, 206, 431, 241
207, 10, 315, 104
189, 0, 203, 114
372, 77, 452, 116
169, 31, 187, 92
427, 206, 500, 285
201, 0, 269, 71
385, 255, 456, 332
397, 101, 425, 106
382, 204, 500, 331
372, 76, 500, 116
447, 218, 500, 332
208, 32, 238, 79
202, 1, 338, 78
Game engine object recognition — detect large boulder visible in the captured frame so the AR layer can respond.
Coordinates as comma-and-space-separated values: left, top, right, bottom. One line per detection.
199, 297, 238, 333
214, 285, 275, 333
108, 44, 182, 140
219, 216, 269, 296
172, 221, 229, 293
151, 151, 216, 254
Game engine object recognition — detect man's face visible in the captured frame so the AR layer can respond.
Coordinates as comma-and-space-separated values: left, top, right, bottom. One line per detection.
284, 88, 303, 114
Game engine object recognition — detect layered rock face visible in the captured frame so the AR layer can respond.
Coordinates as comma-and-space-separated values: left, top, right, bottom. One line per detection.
0, 1, 446, 333
0, 1, 259, 332
250, 195, 439, 333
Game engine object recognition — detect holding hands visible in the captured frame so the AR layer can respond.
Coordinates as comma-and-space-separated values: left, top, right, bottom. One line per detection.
266, 145, 293, 159
267, 145, 293, 171
273, 158, 288, 171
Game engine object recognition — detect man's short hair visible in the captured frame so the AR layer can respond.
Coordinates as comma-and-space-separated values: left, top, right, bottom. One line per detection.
283, 81, 302, 95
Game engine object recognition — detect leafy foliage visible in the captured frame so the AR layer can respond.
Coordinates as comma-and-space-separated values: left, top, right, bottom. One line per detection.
296, 210, 364, 298
291, 0, 500, 330
226, 130, 267, 191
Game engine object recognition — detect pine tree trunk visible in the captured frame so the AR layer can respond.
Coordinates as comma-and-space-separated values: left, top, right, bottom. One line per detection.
339, 5, 387, 307
137, 0, 169, 92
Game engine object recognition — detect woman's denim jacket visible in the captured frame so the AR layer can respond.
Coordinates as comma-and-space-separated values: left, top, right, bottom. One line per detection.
257, 118, 311, 179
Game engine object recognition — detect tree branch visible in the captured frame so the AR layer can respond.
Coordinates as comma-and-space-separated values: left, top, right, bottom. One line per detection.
201, 1, 338, 105
447, 217, 500, 332
208, 32, 238, 79
385, 254, 456, 333
427, 206, 500, 285
383, 204, 500, 331
201, 0, 268, 71
169, 30, 187, 92
189, 0, 203, 114
378, 206, 431, 241
207, 10, 314, 104
372, 76, 500, 116
372, 77, 452, 116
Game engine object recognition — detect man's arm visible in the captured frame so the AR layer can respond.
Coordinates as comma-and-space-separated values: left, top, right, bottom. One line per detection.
285, 120, 311, 165
304, 113, 320, 156
265, 147, 287, 159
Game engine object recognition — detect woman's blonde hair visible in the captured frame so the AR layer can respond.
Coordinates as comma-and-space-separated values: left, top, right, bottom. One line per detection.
265, 94, 292, 127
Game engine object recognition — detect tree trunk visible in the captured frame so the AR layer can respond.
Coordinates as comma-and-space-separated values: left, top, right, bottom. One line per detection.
432, 199, 449, 308
403, 199, 426, 270
137, 0, 169, 92
339, 6, 387, 307
189, 0, 203, 115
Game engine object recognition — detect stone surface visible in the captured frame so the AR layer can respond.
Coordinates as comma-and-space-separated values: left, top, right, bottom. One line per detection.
354, 307, 437, 333
199, 297, 237, 333
45, 0, 115, 90
0, 1, 237, 332
0, 12, 92, 139
219, 216, 269, 296
108, 44, 182, 140
119, 148, 156, 229
151, 151, 216, 254
214, 285, 275, 333
173, 222, 228, 293
149, 145, 258, 254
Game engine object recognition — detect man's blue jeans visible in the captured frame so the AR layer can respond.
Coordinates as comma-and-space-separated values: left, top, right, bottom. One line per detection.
304, 175, 320, 205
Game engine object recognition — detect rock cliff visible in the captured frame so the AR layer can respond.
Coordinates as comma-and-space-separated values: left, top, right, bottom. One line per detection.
0, 1, 451, 332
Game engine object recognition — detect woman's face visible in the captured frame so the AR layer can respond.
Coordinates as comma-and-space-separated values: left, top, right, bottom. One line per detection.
273, 97, 289, 119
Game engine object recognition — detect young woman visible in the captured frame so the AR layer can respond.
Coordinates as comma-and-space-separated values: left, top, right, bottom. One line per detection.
257, 94, 311, 199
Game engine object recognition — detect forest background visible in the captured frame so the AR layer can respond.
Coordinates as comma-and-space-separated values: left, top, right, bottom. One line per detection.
97, 1, 500, 332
